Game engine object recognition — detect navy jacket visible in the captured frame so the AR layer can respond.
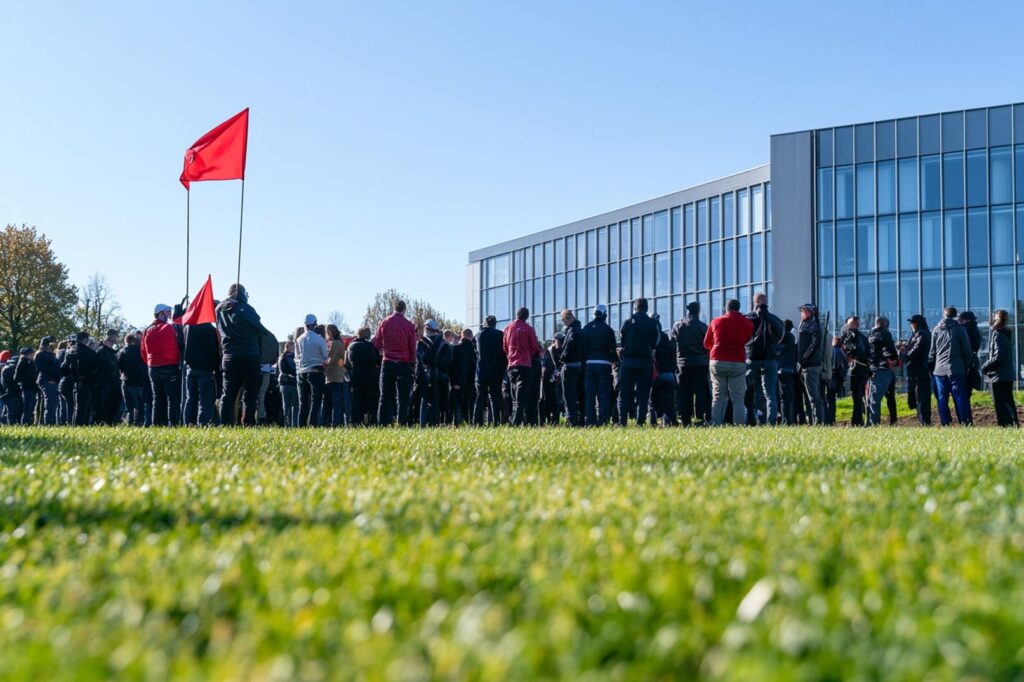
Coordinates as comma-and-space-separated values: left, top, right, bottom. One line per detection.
619, 311, 659, 366
116, 345, 148, 387
559, 320, 584, 366
797, 317, 822, 368
581, 318, 617, 363
345, 338, 381, 383
34, 349, 61, 385
216, 296, 271, 358
672, 314, 709, 368
474, 326, 507, 383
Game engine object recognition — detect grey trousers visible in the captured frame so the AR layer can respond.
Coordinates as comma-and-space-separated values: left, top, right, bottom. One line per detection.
801, 365, 825, 425
710, 360, 747, 426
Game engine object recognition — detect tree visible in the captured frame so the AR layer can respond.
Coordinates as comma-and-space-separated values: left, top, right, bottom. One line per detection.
75, 273, 128, 340
361, 288, 463, 333
0, 224, 78, 352
326, 310, 353, 335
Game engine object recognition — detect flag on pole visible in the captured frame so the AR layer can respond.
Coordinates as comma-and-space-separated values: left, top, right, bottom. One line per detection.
180, 108, 249, 190
182, 275, 217, 326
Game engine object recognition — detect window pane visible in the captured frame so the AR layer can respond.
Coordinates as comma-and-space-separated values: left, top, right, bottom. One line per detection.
737, 189, 749, 234
607, 226, 617, 262
588, 230, 598, 266
945, 270, 966, 309
723, 239, 735, 286
620, 221, 630, 259
969, 268, 989, 312
544, 276, 554, 312
898, 158, 918, 211
922, 271, 942, 323
609, 263, 619, 303
819, 278, 835, 322
751, 234, 763, 283
944, 210, 965, 268
856, 164, 874, 216
697, 200, 708, 242
992, 267, 1014, 316
588, 268, 598, 306
766, 183, 772, 230
992, 206, 1013, 265
990, 106, 1012, 146
900, 274, 920, 329
737, 236, 749, 283
544, 242, 554, 275
966, 149, 987, 207
565, 235, 575, 270
598, 266, 608, 305
818, 222, 834, 276
920, 115, 940, 155
921, 155, 941, 210
942, 111, 964, 152
554, 273, 565, 310
967, 208, 988, 267
879, 274, 897, 327
671, 250, 681, 295
858, 276, 877, 325
554, 239, 565, 271
878, 216, 897, 272
856, 123, 874, 162
876, 120, 895, 160
723, 192, 736, 236
817, 129, 834, 166
835, 126, 854, 165
857, 218, 875, 274
943, 152, 964, 208
631, 258, 642, 298
835, 166, 854, 219
966, 109, 987, 149
752, 185, 764, 232
684, 205, 695, 245
766, 232, 773, 281
710, 243, 721, 289
710, 198, 721, 241
836, 220, 855, 275
577, 233, 587, 267
1018, 147, 1024, 202
598, 227, 608, 263
642, 215, 654, 255
533, 279, 543, 313
670, 207, 681, 250
684, 248, 696, 292
631, 218, 641, 257
619, 261, 629, 300
655, 253, 669, 297
837, 276, 856, 321
698, 246, 709, 290
877, 160, 895, 214
817, 168, 833, 220
921, 213, 941, 269
897, 117, 918, 157
899, 214, 919, 270
991, 147, 1013, 204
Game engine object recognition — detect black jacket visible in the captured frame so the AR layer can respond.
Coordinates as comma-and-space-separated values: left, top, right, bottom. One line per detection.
63, 343, 98, 384
15, 355, 38, 390
0, 362, 17, 399
116, 345, 148, 387
776, 332, 797, 373
904, 328, 931, 378
96, 345, 120, 383
867, 327, 898, 372
474, 326, 507, 383
417, 333, 452, 382
745, 305, 785, 362
619, 311, 659, 365
581, 318, 617, 363
982, 327, 1016, 383
559, 320, 584, 366
34, 349, 61, 385
184, 323, 221, 372
277, 351, 297, 387
797, 317, 822, 368
346, 338, 381, 383
654, 332, 676, 375
929, 317, 973, 377
672, 314, 709, 368
840, 326, 871, 377
451, 338, 476, 388
216, 296, 271, 358
540, 346, 558, 382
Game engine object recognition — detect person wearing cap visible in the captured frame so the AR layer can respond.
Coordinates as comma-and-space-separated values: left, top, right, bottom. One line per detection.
93, 330, 121, 425
744, 292, 785, 426
557, 309, 585, 427
956, 310, 983, 401
581, 304, 617, 426
0, 350, 22, 424
295, 314, 328, 427
415, 319, 452, 427
502, 307, 541, 426
796, 303, 825, 425
34, 336, 60, 425
618, 298, 661, 427
928, 306, 974, 426
473, 315, 507, 426
651, 314, 678, 426
866, 317, 899, 426
904, 314, 932, 425
183, 309, 222, 427
839, 316, 871, 426
140, 304, 183, 426
373, 300, 418, 427
672, 301, 711, 427
215, 284, 273, 427
704, 299, 755, 426
63, 331, 99, 425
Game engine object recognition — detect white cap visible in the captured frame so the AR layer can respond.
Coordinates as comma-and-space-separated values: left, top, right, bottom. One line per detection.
424, 319, 439, 331
304, 314, 317, 326
154, 304, 172, 316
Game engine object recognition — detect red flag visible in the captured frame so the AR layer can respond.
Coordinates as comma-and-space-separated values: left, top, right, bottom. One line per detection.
180, 108, 249, 190
182, 276, 217, 326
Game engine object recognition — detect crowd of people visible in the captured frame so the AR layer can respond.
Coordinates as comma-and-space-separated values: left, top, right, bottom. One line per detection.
0, 283, 1018, 428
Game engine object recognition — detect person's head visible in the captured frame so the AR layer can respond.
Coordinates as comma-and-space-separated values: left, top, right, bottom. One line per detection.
285, 340, 295, 353
304, 314, 318, 330
726, 299, 741, 313
633, 298, 648, 314
687, 301, 700, 316
153, 303, 172, 322
944, 306, 958, 319
39, 335, 55, 351
294, 326, 305, 340
485, 315, 497, 329
992, 309, 1010, 329
593, 304, 607, 321
124, 334, 138, 346
424, 319, 440, 336
326, 324, 341, 341
784, 319, 793, 333
560, 309, 575, 326
461, 328, 474, 341
104, 330, 119, 346
394, 299, 407, 315
846, 315, 860, 331
76, 331, 91, 344
20, 347, 34, 360
908, 314, 927, 331
227, 283, 247, 302
357, 326, 371, 340
443, 330, 456, 344
875, 316, 889, 330
314, 324, 326, 338
57, 340, 68, 351
516, 307, 529, 321
799, 303, 816, 321
554, 332, 565, 348
0, 350, 9, 363
752, 292, 767, 309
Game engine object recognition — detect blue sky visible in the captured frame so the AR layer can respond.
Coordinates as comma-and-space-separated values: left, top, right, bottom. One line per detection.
3, 1, 1023, 339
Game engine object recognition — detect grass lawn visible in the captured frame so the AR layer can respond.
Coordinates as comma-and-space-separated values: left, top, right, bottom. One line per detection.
2, 427, 1024, 680
833, 387, 1024, 423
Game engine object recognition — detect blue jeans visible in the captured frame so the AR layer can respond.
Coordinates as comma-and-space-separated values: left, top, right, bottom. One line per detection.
280, 384, 299, 426
618, 361, 654, 426
149, 366, 182, 426
39, 383, 59, 425
934, 373, 973, 426
868, 369, 894, 425
561, 365, 583, 426
185, 367, 216, 425
21, 386, 38, 425
122, 384, 145, 425
746, 359, 778, 425
584, 363, 613, 426
323, 382, 348, 426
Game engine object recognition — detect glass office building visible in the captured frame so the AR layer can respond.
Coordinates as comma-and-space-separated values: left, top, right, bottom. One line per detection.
469, 100, 1024, 375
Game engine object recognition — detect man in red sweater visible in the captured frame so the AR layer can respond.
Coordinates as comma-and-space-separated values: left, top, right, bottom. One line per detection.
373, 299, 418, 426
703, 299, 754, 426
140, 303, 184, 426
502, 307, 540, 426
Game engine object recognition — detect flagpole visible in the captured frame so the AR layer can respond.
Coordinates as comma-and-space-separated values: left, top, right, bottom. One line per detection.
236, 179, 245, 286
185, 189, 191, 299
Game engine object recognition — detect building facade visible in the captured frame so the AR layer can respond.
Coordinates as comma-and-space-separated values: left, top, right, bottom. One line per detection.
467, 101, 1024, 372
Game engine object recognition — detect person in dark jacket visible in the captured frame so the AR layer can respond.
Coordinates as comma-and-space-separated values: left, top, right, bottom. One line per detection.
450, 328, 476, 426
557, 310, 585, 426
904, 315, 932, 425
651, 316, 678, 426
928, 307, 973, 426
796, 303, 825, 425
93, 330, 121, 425
474, 316, 507, 426
34, 336, 60, 425
776, 320, 798, 425
672, 301, 710, 426
618, 298, 660, 426
183, 320, 221, 426
982, 309, 1018, 427
416, 320, 452, 427
866, 317, 899, 426
63, 331, 98, 425
346, 327, 381, 426
14, 348, 39, 425
216, 284, 272, 426
277, 340, 299, 426
539, 338, 560, 425
117, 333, 148, 425
1, 352, 23, 424
828, 337, 848, 425
840, 316, 871, 426
582, 305, 617, 426
744, 292, 784, 426
957, 310, 983, 398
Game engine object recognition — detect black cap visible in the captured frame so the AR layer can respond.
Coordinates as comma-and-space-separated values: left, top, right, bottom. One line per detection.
40, 335, 55, 348
686, 301, 700, 314
907, 314, 927, 326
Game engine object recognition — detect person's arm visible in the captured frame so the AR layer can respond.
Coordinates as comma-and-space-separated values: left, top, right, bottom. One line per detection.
703, 322, 714, 352
407, 325, 417, 362
373, 321, 385, 351
956, 328, 972, 370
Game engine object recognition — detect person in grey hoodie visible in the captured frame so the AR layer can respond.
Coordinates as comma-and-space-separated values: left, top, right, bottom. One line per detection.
295, 315, 328, 426
981, 309, 1018, 427
928, 307, 973, 426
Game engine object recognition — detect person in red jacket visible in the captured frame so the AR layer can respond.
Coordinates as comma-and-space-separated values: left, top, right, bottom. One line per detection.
140, 303, 184, 426
373, 299, 418, 426
704, 299, 754, 426
502, 307, 541, 426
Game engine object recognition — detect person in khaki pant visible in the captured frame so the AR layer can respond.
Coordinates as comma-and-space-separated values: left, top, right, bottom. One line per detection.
703, 299, 754, 426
